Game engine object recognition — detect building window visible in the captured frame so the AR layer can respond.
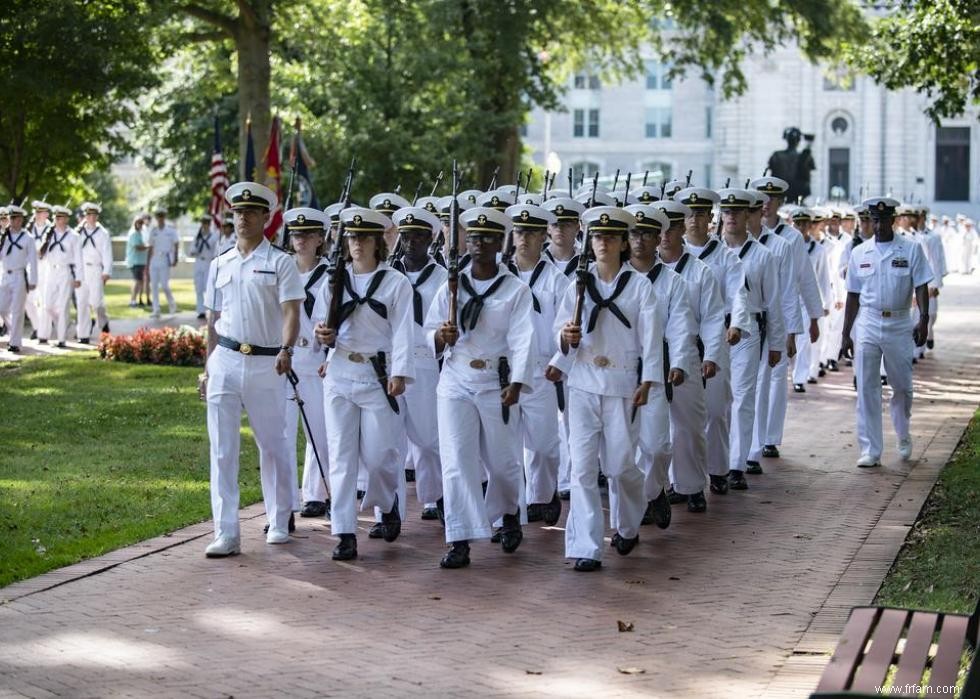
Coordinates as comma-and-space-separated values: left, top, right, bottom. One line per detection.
705, 106, 713, 138
828, 148, 850, 200
573, 110, 584, 138
574, 109, 599, 138
935, 127, 970, 201
588, 109, 599, 137
571, 161, 600, 185
573, 73, 600, 90
645, 61, 673, 90
645, 107, 672, 138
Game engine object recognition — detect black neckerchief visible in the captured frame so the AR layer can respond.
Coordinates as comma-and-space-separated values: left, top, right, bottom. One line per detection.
337, 268, 388, 327
697, 239, 719, 260
48, 230, 69, 253
646, 262, 664, 285
807, 240, 816, 254
81, 226, 101, 249
737, 239, 754, 259
525, 259, 547, 313
674, 252, 691, 275
303, 263, 329, 318
774, 223, 786, 236
195, 228, 212, 253
759, 233, 770, 246
545, 248, 578, 276
585, 270, 633, 333
4, 231, 25, 255
408, 262, 438, 325
459, 272, 507, 332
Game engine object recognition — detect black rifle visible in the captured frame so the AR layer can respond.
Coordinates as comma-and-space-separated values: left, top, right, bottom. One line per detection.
445, 161, 461, 340
498, 356, 511, 424
324, 157, 356, 348
487, 165, 500, 190
369, 352, 399, 413
286, 370, 330, 492
568, 173, 599, 348
716, 177, 731, 237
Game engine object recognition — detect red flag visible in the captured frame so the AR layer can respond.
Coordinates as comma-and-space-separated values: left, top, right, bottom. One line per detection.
262, 115, 283, 241
208, 117, 229, 236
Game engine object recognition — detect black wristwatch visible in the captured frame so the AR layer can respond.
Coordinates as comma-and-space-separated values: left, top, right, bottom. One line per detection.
279, 345, 294, 356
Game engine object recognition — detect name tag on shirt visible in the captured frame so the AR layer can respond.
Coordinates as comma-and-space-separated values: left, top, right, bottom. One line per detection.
891, 259, 909, 268
859, 263, 872, 269
253, 269, 276, 275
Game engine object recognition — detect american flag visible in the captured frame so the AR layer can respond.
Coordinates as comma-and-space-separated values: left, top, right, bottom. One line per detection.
262, 114, 283, 241
208, 116, 229, 235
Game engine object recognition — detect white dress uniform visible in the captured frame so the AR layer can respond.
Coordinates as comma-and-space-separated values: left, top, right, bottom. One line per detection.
913, 225, 947, 348
423, 262, 535, 544
284, 257, 331, 508
0, 226, 39, 349
38, 224, 83, 345
555, 262, 665, 562
26, 219, 50, 337
683, 237, 750, 480
218, 232, 238, 255
190, 225, 219, 315
313, 258, 415, 536
793, 236, 832, 385
822, 232, 848, 365
205, 235, 305, 543
75, 216, 112, 340
749, 226, 799, 463
846, 233, 932, 462
146, 222, 180, 315
725, 232, 785, 475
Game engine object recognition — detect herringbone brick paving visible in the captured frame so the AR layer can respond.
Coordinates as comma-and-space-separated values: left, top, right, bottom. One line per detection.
2, 276, 978, 698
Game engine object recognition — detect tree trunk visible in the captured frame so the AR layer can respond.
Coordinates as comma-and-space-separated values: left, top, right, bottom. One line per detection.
235, 13, 271, 181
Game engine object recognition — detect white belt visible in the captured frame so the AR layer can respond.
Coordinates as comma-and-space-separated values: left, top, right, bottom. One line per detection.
330, 346, 382, 372
577, 348, 639, 371
447, 350, 499, 372
870, 308, 911, 318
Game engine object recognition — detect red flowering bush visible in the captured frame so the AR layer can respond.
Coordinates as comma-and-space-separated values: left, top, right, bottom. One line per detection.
99, 326, 207, 366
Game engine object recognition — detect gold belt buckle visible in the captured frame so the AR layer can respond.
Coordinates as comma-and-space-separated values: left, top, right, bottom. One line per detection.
469, 359, 487, 370
593, 355, 611, 368
349, 352, 365, 363
239, 343, 253, 355
299, 337, 309, 347
882, 311, 892, 318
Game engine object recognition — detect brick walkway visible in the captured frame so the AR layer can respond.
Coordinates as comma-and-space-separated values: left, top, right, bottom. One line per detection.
2, 276, 978, 699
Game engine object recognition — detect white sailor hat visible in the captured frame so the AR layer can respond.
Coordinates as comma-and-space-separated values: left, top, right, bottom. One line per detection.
662, 179, 686, 199
477, 190, 516, 211
31, 200, 51, 212
153, 204, 167, 215
392, 206, 441, 236
789, 206, 814, 222
542, 197, 584, 222
460, 206, 512, 235
811, 207, 831, 222
581, 206, 632, 234
7, 204, 26, 217
0, 206, 7, 216
748, 191, 769, 210
285, 207, 329, 231
673, 187, 718, 210
750, 177, 790, 196
200, 212, 213, 221
574, 182, 610, 198
609, 189, 631, 207
414, 196, 441, 215
52, 205, 72, 217
459, 189, 483, 206
895, 203, 917, 217
652, 199, 693, 221
505, 203, 555, 230
436, 195, 474, 220
81, 201, 102, 214
624, 204, 670, 232
716, 188, 754, 209
628, 185, 662, 204
516, 192, 543, 206
340, 206, 391, 235
495, 184, 519, 198
323, 202, 345, 223
369, 192, 412, 216
854, 204, 869, 219
862, 197, 900, 217
225, 181, 276, 210
574, 190, 617, 207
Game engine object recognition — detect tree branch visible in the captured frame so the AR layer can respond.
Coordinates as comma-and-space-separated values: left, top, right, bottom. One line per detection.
181, 4, 237, 36
235, 0, 260, 27
184, 29, 227, 43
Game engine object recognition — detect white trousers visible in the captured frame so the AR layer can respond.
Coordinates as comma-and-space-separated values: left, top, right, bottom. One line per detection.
557, 380, 572, 492
437, 378, 523, 543
0, 271, 28, 346
404, 361, 443, 504
729, 330, 762, 471
75, 264, 107, 339
206, 348, 294, 539
637, 387, 671, 499
324, 375, 404, 535
855, 326, 914, 460
825, 305, 845, 362
150, 262, 176, 315
284, 368, 329, 506
705, 352, 733, 476
25, 286, 42, 337
40, 267, 74, 344
566, 388, 645, 561
194, 259, 210, 314
520, 368, 561, 505
666, 376, 709, 494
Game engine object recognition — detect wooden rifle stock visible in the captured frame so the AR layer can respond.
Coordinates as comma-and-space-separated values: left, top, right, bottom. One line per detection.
568, 172, 599, 348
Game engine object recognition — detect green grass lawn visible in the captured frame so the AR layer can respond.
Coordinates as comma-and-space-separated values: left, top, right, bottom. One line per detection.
103, 278, 197, 320
0, 355, 264, 588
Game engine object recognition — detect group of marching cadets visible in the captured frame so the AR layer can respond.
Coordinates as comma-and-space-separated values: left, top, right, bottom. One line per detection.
198, 172, 946, 572
0, 200, 112, 351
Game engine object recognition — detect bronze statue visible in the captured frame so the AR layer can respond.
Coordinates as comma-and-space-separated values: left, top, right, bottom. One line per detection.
768, 127, 815, 204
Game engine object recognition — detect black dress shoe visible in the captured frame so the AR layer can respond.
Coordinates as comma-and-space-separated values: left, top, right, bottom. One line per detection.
745, 461, 763, 475
558, 489, 570, 501
101, 323, 110, 334
827, 359, 839, 372
611, 532, 639, 556
300, 500, 327, 518
574, 558, 602, 572
56, 342, 66, 348
912, 357, 918, 364
332, 534, 357, 561
881, 376, 888, 386
762, 444, 780, 458
436, 496, 445, 525
381, 496, 401, 542
38, 339, 48, 345
926, 339, 934, 350
440, 541, 471, 568
687, 491, 707, 513
793, 383, 806, 393
420, 506, 439, 520
597, 472, 608, 490
78, 338, 89, 345
356, 489, 365, 500
651, 489, 671, 529
196, 312, 206, 320
30, 330, 37, 340
368, 522, 385, 539
405, 468, 415, 483
499, 513, 523, 553
8, 346, 20, 353
641, 500, 656, 525
542, 492, 562, 526
263, 512, 295, 534
729, 470, 748, 490
666, 487, 687, 505
807, 377, 818, 384
818, 368, 826, 378
709, 474, 729, 495
490, 527, 502, 543
526, 503, 543, 523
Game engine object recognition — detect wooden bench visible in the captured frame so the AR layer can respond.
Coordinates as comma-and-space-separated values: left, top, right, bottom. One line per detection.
811, 600, 979, 698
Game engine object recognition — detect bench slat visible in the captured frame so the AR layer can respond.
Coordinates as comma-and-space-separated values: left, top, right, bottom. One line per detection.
892, 611, 938, 689
852, 609, 909, 691
930, 614, 969, 688
816, 608, 880, 691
